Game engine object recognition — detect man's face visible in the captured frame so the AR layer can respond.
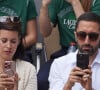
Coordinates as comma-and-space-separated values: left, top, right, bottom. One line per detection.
75, 20, 100, 56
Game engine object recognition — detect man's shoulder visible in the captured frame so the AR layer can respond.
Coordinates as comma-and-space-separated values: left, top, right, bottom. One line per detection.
53, 51, 77, 65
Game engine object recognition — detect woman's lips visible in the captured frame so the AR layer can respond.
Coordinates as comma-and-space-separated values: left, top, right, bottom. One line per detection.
4, 51, 12, 55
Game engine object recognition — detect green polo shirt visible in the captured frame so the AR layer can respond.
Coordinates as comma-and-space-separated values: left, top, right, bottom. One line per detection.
49, 0, 100, 46
0, 0, 37, 35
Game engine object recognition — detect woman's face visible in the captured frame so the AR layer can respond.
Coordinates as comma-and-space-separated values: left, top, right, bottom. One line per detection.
0, 29, 19, 61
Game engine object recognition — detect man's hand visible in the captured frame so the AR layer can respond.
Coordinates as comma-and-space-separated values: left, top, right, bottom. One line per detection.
63, 67, 84, 90
81, 66, 92, 90
64, 66, 92, 90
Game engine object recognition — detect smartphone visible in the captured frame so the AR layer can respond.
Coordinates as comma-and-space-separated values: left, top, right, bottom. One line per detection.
3, 61, 16, 77
77, 53, 89, 69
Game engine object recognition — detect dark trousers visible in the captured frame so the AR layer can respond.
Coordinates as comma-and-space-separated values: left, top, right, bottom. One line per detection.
37, 47, 68, 90
37, 59, 53, 90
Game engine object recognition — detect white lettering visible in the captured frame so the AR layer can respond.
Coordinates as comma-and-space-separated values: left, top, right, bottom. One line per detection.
63, 19, 76, 29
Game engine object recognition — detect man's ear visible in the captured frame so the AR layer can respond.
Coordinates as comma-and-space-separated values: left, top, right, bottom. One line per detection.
98, 35, 100, 46
74, 31, 77, 42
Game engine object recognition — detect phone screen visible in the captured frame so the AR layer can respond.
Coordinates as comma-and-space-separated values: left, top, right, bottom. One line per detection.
3, 61, 16, 77
77, 53, 89, 69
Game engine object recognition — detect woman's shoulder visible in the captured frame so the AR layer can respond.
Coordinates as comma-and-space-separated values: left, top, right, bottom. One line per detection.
16, 59, 36, 70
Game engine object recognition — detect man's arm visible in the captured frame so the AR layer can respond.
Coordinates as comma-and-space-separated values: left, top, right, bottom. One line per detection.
39, 0, 53, 37
23, 19, 37, 48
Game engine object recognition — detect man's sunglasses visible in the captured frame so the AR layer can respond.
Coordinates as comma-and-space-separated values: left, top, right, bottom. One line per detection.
0, 16, 20, 23
76, 31, 99, 41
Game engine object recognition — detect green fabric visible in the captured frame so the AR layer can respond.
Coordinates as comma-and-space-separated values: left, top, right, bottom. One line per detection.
0, 0, 37, 35
48, 0, 100, 46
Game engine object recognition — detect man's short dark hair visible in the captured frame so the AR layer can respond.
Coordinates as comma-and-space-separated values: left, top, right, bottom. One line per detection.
75, 12, 100, 31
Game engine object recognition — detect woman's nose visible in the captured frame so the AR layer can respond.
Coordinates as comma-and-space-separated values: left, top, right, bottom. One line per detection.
6, 42, 12, 48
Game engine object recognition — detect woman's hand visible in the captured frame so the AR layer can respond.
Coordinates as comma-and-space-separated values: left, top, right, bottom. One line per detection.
0, 72, 19, 90
13, 73, 19, 90
0, 73, 15, 89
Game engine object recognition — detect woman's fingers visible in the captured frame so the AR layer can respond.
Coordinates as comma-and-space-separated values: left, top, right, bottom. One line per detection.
0, 73, 15, 88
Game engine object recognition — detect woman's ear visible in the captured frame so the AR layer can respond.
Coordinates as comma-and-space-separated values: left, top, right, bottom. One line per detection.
18, 38, 20, 45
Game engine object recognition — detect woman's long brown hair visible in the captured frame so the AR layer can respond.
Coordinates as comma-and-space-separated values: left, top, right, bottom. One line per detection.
81, 0, 92, 12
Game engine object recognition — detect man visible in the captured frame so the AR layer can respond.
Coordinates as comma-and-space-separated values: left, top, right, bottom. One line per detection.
49, 12, 100, 90
38, 1, 100, 90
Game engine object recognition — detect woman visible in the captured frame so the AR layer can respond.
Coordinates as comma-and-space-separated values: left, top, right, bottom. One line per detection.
0, 16, 37, 90
0, 0, 38, 63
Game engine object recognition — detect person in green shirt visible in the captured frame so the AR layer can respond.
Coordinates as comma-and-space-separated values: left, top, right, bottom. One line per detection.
39, 0, 100, 59
0, 0, 38, 63
38, 0, 100, 90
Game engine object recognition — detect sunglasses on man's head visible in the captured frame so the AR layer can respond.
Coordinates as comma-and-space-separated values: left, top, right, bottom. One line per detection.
0, 16, 20, 23
76, 31, 99, 41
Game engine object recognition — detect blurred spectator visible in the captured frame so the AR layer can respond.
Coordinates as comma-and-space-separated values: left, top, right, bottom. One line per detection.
39, 0, 100, 59
0, 0, 38, 63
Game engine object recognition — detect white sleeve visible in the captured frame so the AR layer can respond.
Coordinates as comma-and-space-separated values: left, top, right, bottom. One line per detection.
48, 60, 64, 90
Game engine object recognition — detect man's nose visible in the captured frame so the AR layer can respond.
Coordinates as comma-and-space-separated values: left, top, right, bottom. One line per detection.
84, 35, 90, 44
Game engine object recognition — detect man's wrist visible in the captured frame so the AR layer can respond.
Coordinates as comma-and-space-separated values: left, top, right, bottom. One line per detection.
83, 88, 94, 90
63, 82, 73, 90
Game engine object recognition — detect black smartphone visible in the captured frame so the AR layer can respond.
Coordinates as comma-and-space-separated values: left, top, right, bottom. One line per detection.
3, 61, 16, 77
77, 53, 89, 69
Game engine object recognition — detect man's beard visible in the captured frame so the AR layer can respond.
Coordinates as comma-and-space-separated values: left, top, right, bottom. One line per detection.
78, 44, 98, 56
